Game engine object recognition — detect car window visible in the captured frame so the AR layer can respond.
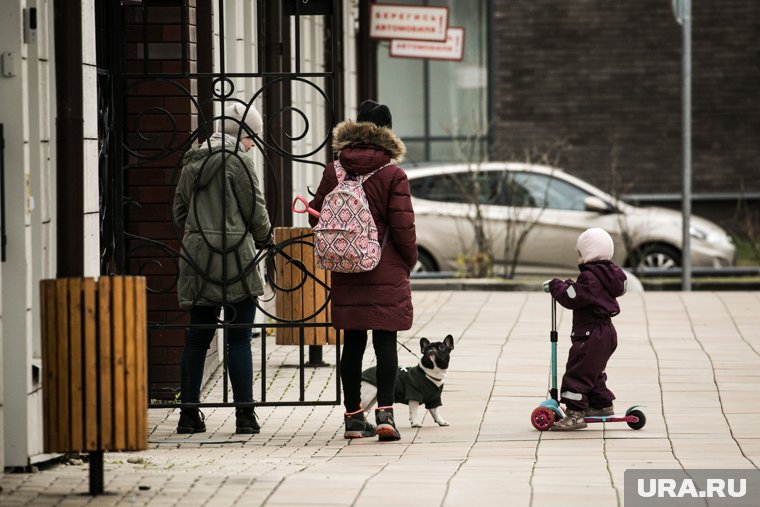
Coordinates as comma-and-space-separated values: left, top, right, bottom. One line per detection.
410, 172, 501, 205
491, 171, 535, 207
408, 176, 430, 199
511, 171, 592, 210
409, 169, 592, 210
431, 173, 472, 203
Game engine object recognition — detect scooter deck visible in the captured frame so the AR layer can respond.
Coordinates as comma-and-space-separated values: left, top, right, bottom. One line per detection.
584, 414, 640, 424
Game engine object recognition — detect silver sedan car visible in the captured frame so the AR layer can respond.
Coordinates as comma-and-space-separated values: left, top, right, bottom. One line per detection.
407, 162, 736, 274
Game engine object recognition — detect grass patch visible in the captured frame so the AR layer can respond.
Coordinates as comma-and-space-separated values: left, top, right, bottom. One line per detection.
735, 237, 760, 266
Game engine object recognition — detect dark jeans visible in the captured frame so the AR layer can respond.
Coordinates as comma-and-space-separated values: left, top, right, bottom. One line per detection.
180, 298, 256, 405
341, 329, 398, 412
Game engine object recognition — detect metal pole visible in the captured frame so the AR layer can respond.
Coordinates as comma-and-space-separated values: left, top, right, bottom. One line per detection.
550, 298, 558, 402
678, 0, 693, 291
89, 450, 104, 495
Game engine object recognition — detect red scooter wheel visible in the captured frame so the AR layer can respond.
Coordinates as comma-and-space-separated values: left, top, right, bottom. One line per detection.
627, 409, 646, 430
531, 406, 555, 431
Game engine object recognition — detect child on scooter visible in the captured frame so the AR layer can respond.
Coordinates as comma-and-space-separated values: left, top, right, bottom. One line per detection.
542, 227, 627, 430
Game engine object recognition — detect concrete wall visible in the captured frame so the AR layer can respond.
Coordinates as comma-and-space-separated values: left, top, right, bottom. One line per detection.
1, 0, 98, 469
0, 0, 58, 468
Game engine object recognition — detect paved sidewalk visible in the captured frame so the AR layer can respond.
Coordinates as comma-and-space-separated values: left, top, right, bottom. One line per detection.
2, 291, 759, 506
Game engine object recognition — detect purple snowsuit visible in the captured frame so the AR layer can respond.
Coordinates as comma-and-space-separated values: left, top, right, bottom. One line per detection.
548, 261, 627, 412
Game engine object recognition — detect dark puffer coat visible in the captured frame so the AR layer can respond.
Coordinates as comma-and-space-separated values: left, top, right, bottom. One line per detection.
308, 121, 417, 331
549, 260, 627, 336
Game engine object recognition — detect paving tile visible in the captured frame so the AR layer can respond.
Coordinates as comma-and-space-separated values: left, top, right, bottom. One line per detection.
3, 291, 760, 506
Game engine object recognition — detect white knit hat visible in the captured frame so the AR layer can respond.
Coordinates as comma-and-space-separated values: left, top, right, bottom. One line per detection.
222, 102, 263, 138
576, 227, 614, 263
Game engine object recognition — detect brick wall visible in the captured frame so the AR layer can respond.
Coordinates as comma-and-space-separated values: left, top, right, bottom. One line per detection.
123, 1, 208, 400
491, 0, 760, 197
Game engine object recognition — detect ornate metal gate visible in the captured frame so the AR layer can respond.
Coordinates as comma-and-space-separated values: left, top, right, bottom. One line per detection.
96, 0, 342, 410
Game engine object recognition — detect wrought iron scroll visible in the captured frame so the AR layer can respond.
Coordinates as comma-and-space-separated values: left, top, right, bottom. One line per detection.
98, 0, 342, 408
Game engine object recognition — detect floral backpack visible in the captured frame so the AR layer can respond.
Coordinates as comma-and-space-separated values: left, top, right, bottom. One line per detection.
313, 161, 388, 273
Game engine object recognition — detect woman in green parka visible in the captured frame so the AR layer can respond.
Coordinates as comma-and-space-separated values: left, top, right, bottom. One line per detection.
172, 102, 272, 435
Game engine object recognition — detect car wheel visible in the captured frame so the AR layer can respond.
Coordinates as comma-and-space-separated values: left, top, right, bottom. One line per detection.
635, 244, 681, 269
413, 249, 438, 273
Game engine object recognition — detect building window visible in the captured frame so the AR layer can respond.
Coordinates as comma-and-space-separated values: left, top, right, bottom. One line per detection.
376, 0, 489, 165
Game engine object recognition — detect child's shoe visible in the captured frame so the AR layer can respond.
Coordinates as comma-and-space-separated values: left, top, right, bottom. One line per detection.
344, 407, 376, 439
235, 408, 260, 434
375, 406, 401, 441
177, 408, 206, 434
551, 409, 587, 430
586, 405, 615, 417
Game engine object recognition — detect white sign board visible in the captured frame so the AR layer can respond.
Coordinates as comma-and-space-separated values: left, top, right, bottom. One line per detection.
370, 4, 448, 42
390, 27, 465, 61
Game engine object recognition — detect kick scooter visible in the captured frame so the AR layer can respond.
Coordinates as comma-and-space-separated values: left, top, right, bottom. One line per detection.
530, 297, 646, 431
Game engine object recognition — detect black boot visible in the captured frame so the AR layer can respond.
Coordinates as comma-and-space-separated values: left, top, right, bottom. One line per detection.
177, 408, 206, 434
235, 408, 260, 434
375, 406, 401, 441
344, 408, 376, 439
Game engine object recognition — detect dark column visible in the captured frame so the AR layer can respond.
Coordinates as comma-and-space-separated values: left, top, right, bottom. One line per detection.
324, 0, 344, 160
261, 0, 293, 227
356, 0, 377, 103
54, 0, 84, 277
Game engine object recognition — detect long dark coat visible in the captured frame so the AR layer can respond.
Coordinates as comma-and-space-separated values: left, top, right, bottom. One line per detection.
309, 121, 417, 331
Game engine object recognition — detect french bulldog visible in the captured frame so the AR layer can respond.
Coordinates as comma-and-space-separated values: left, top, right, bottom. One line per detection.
360, 335, 454, 427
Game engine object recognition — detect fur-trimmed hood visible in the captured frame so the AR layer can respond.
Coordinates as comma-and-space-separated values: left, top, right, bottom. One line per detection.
332, 120, 406, 162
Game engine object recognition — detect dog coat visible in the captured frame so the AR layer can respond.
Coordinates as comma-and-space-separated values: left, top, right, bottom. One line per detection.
362, 365, 443, 408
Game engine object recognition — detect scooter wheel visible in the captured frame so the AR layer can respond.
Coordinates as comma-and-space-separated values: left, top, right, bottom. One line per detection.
531, 406, 555, 431
627, 409, 646, 430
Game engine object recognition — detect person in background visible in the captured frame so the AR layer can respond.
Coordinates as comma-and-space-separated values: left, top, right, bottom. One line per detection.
173, 102, 272, 435
308, 100, 417, 441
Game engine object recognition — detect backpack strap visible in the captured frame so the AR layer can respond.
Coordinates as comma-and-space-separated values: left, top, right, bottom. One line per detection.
381, 228, 390, 250
334, 160, 348, 183
333, 159, 392, 184
357, 162, 393, 184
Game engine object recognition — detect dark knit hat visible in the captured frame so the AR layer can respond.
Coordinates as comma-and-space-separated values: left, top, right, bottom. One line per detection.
356, 100, 392, 128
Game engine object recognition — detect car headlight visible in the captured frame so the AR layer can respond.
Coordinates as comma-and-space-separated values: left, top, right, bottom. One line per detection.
689, 225, 708, 241
689, 225, 730, 245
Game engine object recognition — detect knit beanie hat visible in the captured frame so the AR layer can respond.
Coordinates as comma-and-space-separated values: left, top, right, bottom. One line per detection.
576, 228, 614, 263
356, 100, 392, 128
223, 102, 263, 138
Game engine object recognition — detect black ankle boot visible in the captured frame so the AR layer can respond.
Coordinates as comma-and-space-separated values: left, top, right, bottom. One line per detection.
177, 408, 206, 434
235, 408, 260, 434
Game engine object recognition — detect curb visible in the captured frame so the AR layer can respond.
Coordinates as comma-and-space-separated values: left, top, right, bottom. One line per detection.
411, 279, 760, 292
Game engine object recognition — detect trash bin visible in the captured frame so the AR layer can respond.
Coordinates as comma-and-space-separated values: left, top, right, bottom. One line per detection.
273, 227, 336, 349
40, 275, 147, 494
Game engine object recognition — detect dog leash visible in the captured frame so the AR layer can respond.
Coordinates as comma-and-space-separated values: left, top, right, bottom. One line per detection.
396, 339, 420, 359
